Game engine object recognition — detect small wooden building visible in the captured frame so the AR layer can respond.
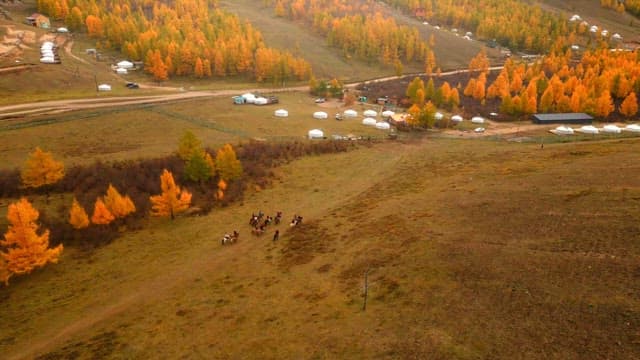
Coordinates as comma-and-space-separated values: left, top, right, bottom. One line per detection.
532, 113, 593, 125
26, 13, 50, 29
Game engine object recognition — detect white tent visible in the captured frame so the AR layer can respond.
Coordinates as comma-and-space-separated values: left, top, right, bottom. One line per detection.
40, 57, 55, 64
577, 125, 599, 134
117, 60, 134, 69
313, 111, 328, 119
590, 25, 599, 33
362, 118, 377, 126
382, 110, 395, 118
308, 129, 324, 139
624, 124, 640, 132
375, 122, 391, 130
98, 84, 112, 91
434, 112, 444, 120
471, 116, 485, 124
41, 41, 54, 48
612, 33, 623, 41
57, 27, 69, 33
571, 44, 580, 51
274, 109, 288, 117
254, 97, 268, 105
116, 68, 128, 75
601, 30, 609, 37
41, 50, 54, 57
554, 126, 574, 135
241, 93, 256, 104
363, 110, 377, 117
451, 115, 463, 123
603, 124, 621, 133
343, 109, 358, 118
569, 14, 582, 22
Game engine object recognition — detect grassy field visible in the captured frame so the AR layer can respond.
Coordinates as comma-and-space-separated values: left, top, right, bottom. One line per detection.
0, 135, 638, 359
0, 92, 392, 169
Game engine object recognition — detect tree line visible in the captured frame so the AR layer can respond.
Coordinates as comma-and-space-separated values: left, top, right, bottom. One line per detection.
0, 136, 355, 285
36, 0, 312, 82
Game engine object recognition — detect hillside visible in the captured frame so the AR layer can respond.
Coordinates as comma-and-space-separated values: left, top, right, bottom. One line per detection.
1, 136, 638, 359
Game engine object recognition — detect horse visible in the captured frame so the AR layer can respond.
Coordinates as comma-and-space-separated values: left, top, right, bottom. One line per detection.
274, 211, 282, 224
222, 231, 239, 245
290, 215, 303, 227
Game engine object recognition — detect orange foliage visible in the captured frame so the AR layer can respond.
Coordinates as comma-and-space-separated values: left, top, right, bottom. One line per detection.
0, 198, 63, 285
69, 198, 89, 229
21, 147, 65, 190
103, 184, 136, 219
150, 169, 192, 220
620, 92, 638, 118
91, 198, 115, 225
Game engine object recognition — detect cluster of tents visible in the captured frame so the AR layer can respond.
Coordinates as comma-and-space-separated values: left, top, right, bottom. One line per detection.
39, 41, 60, 64
553, 124, 640, 135
115, 60, 134, 75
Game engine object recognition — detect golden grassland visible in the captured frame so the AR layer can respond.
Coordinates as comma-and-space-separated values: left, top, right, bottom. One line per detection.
0, 135, 638, 359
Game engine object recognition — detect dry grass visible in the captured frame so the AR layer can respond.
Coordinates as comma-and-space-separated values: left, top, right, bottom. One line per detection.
0, 136, 638, 359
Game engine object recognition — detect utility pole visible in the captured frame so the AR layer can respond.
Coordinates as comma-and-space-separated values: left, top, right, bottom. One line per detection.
362, 267, 370, 312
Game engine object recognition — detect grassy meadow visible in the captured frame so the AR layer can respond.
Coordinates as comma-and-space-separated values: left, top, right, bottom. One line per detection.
0, 133, 638, 359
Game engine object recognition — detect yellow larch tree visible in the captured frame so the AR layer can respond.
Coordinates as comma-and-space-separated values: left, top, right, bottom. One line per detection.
102, 184, 136, 219
21, 147, 65, 190
69, 198, 90, 229
0, 198, 63, 285
619, 92, 638, 118
217, 179, 227, 200
150, 169, 192, 220
91, 198, 115, 225
215, 144, 243, 182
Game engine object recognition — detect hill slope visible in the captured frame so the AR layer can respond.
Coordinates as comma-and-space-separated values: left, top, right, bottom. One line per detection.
1, 137, 638, 359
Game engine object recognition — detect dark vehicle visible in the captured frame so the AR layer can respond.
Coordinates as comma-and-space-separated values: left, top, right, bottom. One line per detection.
126, 82, 139, 89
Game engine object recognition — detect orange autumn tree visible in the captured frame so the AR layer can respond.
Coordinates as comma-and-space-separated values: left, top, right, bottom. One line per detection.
102, 184, 136, 219
91, 198, 115, 225
21, 147, 65, 190
69, 198, 89, 229
619, 92, 638, 118
150, 169, 192, 220
217, 179, 227, 200
0, 198, 63, 285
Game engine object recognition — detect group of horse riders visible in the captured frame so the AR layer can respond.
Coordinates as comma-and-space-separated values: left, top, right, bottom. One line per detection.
222, 211, 303, 245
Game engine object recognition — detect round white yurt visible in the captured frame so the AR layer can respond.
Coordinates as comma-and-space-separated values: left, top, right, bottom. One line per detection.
274, 109, 288, 117
603, 124, 621, 133
375, 122, 391, 130
343, 109, 358, 118
40, 57, 55, 64
362, 118, 377, 126
363, 109, 377, 117
116, 68, 128, 75
590, 25, 599, 33
382, 110, 395, 118
578, 125, 599, 134
41, 50, 54, 57
308, 129, 324, 139
254, 97, 268, 105
98, 84, 112, 91
451, 115, 463, 123
41, 42, 54, 49
471, 116, 485, 124
313, 111, 328, 119
555, 126, 574, 135
57, 27, 69, 33
241, 93, 256, 104
117, 60, 134, 69
434, 112, 444, 121
624, 124, 640, 132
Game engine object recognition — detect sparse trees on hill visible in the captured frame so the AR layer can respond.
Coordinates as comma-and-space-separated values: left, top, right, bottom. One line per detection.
1, 198, 63, 285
